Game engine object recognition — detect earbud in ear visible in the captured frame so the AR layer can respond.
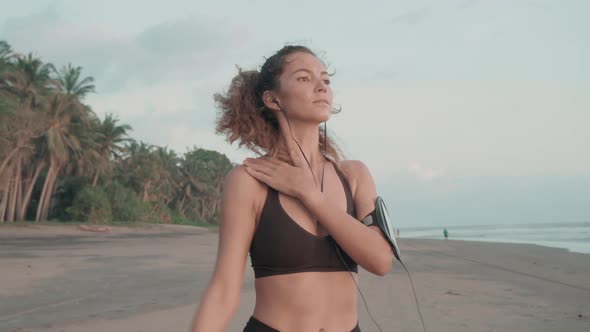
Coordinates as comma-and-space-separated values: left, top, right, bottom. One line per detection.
271, 98, 284, 111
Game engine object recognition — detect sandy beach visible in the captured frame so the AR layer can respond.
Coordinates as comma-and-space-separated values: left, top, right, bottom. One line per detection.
0, 223, 589, 332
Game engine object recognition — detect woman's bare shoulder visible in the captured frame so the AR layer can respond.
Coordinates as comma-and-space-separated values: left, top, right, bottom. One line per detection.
337, 160, 377, 219
225, 164, 266, 189
223, 165, 268, 214
337, 159, 370, 174
336, 159, 374, 191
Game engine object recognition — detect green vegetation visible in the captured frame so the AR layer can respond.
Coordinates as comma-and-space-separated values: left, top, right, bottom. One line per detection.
0, 40, 233, 225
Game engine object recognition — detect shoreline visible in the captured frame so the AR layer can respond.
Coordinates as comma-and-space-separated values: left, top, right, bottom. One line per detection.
403, 236, 590, 255
0, 222, 215, 238
2, 222, 587, 255
1, 225, 588, 331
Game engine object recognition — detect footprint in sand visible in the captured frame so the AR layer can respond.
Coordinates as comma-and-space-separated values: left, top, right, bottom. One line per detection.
444, 290, 461, 296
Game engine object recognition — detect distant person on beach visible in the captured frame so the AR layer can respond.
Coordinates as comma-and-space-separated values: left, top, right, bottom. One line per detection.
190, 45, 394, 332
444, 228, 449, 239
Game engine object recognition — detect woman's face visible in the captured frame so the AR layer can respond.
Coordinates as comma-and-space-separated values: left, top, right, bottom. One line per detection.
275, 52, 333, 123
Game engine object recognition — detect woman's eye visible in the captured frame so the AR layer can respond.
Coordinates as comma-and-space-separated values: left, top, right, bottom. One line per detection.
297, 76, 309, 82
323, 79, 331, 85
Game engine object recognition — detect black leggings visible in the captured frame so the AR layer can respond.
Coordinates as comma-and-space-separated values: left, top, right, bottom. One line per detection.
243, 316, 361, 332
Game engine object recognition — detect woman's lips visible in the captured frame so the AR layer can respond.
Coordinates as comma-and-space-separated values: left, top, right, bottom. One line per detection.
313, 99, 331, 106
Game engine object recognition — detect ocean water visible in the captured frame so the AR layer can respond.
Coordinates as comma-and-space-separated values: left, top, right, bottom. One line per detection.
399, 222, 590, 254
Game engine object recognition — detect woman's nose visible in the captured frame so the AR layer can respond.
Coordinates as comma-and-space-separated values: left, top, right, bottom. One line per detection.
315, 81, 328, 93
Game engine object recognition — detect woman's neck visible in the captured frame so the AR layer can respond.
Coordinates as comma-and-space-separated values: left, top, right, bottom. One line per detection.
280, 122, 324, 166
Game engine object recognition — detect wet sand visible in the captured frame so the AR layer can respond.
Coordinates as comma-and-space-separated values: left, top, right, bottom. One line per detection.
0, 223, 589, 332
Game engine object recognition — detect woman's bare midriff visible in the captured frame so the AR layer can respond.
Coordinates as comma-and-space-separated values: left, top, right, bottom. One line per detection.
253, 271, 359, 331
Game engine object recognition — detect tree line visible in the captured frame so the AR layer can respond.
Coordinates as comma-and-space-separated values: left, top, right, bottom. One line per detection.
0, 40, 233, 225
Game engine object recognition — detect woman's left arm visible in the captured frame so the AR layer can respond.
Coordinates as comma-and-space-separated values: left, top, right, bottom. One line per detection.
300, 160, 394, 276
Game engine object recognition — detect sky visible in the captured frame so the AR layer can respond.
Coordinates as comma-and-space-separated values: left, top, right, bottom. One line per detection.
1, 0, 588, 227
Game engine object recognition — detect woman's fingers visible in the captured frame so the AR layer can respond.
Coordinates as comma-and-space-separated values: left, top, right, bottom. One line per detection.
258, 156, 281, 166
275, 150, 291, 164
244, 165, 272, 185
243, 158, 276, 176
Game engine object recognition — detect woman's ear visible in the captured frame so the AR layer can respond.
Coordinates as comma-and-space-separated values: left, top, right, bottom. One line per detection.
262, 91, 281, 112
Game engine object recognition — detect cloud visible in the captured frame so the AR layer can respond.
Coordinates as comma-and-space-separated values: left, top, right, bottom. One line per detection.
134, 121, 255, 164
330, 81, 590, 179
1, 6, 252, 92
380, 173, 590, 227
457, 0, 481, 9
391, 7, 431, 25
3, 1, 588, 181
86, 81, 196, 117
168, 125, 253, 160
2, 6, 118, 56
114, 16, 252, 86
137, 16, 239, 56
2, 6, 130, 90
407, 161, 445, 181
2, 4, 259, 134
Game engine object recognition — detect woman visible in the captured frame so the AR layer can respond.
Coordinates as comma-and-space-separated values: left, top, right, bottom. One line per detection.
190, 45, 394, 332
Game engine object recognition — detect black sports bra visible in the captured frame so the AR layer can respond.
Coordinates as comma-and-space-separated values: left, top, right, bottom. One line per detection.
249, 159, 358, 278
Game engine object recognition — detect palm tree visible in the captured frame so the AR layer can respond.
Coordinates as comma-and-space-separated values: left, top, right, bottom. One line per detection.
0, 41, 15, 221
35, 64, 96, 222
0, 41, 13, 79
120, 143, 176, 204
179, 147, 232, 223
0, 53, 52, 222
152, 146, 180, 206
0, 40, 11, 58
2, 42, 240, 225
0, 40, 16, 77
50, 63, 95, 98
0, 53, 52, 165
90, 113, 132, 187
117, 141, 156, 202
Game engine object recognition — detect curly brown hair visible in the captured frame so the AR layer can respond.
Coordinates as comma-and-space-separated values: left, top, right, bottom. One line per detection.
214, 45, 343, 163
